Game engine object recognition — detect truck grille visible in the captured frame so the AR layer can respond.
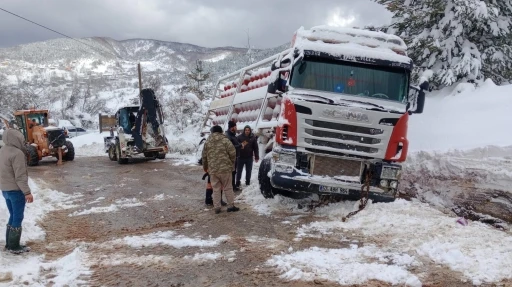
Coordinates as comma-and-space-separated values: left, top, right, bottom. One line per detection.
312, 155, 362, 179
304, 119, 382, 155
305, 138, 378, 154
305, 119, 382, 135
305, 129, 380, 144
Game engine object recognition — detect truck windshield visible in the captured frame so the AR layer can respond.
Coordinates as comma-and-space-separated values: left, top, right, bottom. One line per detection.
290, 58, 409, 103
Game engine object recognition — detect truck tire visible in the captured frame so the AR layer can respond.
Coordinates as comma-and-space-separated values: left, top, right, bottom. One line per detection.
63, 141, 75, 161
156, 152, 166, 159
26, 145, 39, 166
116, 139, 128, 164
258, 158, 275, 199
108, 145, 117, 161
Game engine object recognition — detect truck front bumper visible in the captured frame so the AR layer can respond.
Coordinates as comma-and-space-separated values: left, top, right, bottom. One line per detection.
270, 169, 396, 203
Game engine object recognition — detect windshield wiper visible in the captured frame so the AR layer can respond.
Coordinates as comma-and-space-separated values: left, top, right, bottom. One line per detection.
337, 98, 386, 110
294, 92, 335, 104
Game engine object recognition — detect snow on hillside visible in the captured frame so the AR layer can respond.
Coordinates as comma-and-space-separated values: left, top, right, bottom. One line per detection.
205, 52, 231, 62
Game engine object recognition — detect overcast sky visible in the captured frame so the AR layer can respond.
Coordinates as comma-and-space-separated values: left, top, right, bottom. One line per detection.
0, 0, 392, 49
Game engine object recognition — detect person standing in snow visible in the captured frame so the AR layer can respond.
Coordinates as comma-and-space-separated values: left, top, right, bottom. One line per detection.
0, 129, 33, 254
225, 120, 241, 191
235, 125, 259, 188
202, 125, 239, 214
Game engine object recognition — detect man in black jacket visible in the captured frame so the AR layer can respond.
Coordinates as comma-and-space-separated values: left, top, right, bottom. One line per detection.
225, 120, 241, 191
236, 125, 259, 187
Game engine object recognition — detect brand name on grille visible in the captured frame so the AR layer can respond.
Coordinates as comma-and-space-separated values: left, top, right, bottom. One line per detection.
322, 108, 369, 122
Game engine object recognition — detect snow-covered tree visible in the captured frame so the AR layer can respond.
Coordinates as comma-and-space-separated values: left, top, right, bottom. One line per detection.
376, 0, 512, 89
187, 60, 210, 100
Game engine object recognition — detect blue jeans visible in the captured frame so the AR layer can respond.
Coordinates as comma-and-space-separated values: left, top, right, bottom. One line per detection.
2, 191, 26, 228
236, 158, 254, 184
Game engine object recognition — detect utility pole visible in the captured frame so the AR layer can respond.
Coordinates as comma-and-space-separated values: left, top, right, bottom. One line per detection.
138, 63, 143, 103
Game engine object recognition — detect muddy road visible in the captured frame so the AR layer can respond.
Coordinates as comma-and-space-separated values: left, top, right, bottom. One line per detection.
23, 156, 511, 287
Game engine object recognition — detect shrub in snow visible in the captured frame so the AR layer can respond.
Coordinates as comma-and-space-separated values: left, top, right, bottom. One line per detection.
376, 0, 512, 89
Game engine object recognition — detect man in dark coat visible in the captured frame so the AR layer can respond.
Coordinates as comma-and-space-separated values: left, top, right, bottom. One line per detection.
225, 120, 241, 191
236, 125, 259, 187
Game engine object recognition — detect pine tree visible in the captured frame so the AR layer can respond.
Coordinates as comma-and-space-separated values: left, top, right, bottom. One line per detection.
186, 60, 210, 100
375, 0, 512, 89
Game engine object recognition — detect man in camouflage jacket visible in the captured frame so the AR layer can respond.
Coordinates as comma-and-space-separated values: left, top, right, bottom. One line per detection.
202, 125, 240, 213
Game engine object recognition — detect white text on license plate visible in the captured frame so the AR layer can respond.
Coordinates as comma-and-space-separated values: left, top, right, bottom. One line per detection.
319, 185, 349, 194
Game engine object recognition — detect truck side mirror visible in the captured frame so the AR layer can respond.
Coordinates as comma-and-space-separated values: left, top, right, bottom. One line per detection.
410, 81, 428, 114
267, 58, 291, 94
415, 90, 426, 114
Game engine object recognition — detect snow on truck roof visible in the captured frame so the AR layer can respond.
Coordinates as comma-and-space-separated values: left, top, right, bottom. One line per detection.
293, 25, 412, 65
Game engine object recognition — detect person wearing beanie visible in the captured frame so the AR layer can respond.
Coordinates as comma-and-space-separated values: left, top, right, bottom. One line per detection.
225, 120, 241, 191
201, 125, 239, 213
236, 125, 259, 188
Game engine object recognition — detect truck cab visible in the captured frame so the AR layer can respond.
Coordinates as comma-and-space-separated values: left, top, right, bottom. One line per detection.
201, 26, 428, 202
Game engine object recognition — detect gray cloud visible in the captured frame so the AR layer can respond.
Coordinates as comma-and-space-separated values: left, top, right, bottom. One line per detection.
0, 0, 391, 49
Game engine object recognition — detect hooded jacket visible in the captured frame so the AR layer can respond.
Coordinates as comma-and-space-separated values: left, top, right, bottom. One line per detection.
237, 126, 259, 160
202, 132, 236, 175
0, 129, 31, 195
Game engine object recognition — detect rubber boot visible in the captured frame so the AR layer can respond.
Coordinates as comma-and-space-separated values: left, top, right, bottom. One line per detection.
4, 224, 9, 251
6, 226, 30, 254
205, 189, 213, 206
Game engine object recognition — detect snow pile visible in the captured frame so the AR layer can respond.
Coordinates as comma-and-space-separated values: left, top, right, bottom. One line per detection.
69, 198, 145, 216
295, 200, 512, 285
116, 231, 229, 249
267, 245, 421, 287
409, 80, 512, 152
236, 176, 312, 216
69, 132, 110, 157
39, 248, 91, 286
403, 145, 512, 211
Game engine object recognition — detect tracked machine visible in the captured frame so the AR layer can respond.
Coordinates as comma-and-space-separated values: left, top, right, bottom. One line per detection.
200, 25, 429, 203
104, 88, 168, 164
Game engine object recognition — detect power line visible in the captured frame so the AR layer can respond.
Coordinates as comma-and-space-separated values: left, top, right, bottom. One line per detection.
0, 7, 121, 59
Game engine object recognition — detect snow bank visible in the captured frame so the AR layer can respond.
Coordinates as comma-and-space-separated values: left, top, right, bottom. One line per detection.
69, 132, 109, 157
295, 199, 512, 285
409, 80, 512, 152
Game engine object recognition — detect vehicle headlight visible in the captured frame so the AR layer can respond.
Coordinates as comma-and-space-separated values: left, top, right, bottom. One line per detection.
381, 166, 400, 180
273, 152, 296, 166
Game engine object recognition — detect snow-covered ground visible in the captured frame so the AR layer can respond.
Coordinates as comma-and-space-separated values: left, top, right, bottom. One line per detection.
409, 79, 512, 152
0, 179, 84, 286
54, 80, 512, 286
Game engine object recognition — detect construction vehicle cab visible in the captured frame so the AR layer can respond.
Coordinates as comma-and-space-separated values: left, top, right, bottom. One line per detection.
104, 88, 169, 164
200, 25, 429, 203
13, 109, 74, 166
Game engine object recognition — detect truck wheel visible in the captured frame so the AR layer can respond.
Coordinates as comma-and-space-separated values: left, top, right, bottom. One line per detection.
26, 145, 39, 166
108, 145, 117, 161
116, 139, 128, 164
63, 141, 75, 161
157, 152, 166, 159
258, 158, 275, 199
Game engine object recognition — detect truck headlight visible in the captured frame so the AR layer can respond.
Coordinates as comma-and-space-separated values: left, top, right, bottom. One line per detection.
381, 166, 400, 180
273, 152, 296, 166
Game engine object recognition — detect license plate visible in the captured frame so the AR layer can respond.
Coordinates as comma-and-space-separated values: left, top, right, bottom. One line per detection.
319, 185, 349, 194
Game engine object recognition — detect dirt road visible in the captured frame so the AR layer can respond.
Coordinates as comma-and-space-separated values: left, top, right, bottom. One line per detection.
24, 157, 511, 287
